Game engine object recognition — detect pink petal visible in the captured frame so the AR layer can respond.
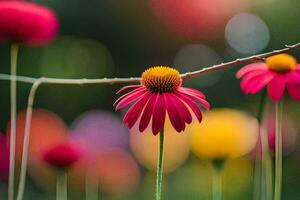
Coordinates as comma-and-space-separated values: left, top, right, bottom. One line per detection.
285, 71, 300, 84
114, 86, 145, 106
236, 63, 267, 79
152, 94, 166, 135
170, 94, 192, 124
123, 92, 151, 128
115, 87, 147, 110
164, 93, 184, 132
178, 91, 210, 110
267, 75, 286, 101
139, 94, 158, 132
240, 70, 270, 91
116, 85, 142, 94
178, 87, 205, 98
244, 72, 275, 94
287, 84, 300, 101
176, 93, 203, 123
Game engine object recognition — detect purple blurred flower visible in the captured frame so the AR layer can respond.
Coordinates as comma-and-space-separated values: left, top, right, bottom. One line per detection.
71, 110, 129, 153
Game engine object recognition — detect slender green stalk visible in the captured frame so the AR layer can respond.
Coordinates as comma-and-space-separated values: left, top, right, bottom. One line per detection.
57, 171, 68, 200
8, 43, 19, 200
253, 91, 274, 200
211, 160, 225, 200
85, 169, 99, 200
274, 101, 283, 200
261, 127, 273, 200
156, 128, 165, 200
212, 168, 222, 200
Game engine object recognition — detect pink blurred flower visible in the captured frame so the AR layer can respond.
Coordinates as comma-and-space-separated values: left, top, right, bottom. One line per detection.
42, 142, 81, 169
0, 1, 59, 45
0, 132, 9, 180
236, 54, 300, 101
266, 112, 297, 155
114, 66, 210, 135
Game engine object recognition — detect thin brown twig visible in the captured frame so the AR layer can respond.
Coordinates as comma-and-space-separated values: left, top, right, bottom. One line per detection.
180, 42, 300, 79
1, 43, 300, 84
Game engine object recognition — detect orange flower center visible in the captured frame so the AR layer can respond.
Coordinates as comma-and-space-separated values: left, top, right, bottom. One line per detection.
141, 66, 181, 93
266, 54, 297, 72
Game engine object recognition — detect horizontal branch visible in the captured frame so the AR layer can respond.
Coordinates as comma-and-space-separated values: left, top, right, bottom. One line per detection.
180, 42, 300, 79
0, 42, 300, 85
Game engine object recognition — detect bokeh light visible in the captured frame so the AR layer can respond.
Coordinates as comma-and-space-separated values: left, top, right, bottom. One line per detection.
71, 110, 129, 153
6, 109, 67, 164
190, 108, 258, 160
149, 0, 246, 40
38, 36, 114, 78
225, 13, 270, 55
130, 118, 190, 173
173, 44, 223, 87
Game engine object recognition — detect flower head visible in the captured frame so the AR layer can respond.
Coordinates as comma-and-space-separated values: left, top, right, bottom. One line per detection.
114, 66, 210, 135
190, 108, 258, 160
0, 1, 58, 45
42, 142, 81, 169
236, 54, 300, 101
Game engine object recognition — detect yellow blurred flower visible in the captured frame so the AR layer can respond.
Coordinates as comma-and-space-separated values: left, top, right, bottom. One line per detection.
190, 108, 258, 160
130, 117, 190, 173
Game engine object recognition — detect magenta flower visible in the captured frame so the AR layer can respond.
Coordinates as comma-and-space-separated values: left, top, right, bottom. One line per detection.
42, 142, 81, 169
236, 54, 300, 101
0, 1, 58, 45
114, 66, 210, 135
0, 133, 9, 180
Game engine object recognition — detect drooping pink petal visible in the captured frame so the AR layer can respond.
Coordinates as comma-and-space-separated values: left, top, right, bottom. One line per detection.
152, 94, 166, 135
114, 86, 145, 106
243, 72, 275, 94
164, 93, 184, 132
176, 92, 202, 123
178, 87, 205, 98
236, 63, 267, 78
267, 74, 286, 101
178, 91, 210, 110
285, 70, 300, 84
240, 70, 270, 91
123, 92, 151, 128
115, 87, 147, 110
170, 94, 192, 124
295, 64, 300, 71
287, 84, 300, 101
139, 94, 158, 132
116, 85, 142, 94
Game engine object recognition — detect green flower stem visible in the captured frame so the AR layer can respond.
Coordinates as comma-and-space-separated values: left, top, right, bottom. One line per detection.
274, 101, 283, 200
57, 171, 68, 200
211, 160, 226, 200
253, 91, 273, 200
8, 43, 19, 200
156, 128, 165, 200
85, 169, 99, 200
261, 127, 273, 200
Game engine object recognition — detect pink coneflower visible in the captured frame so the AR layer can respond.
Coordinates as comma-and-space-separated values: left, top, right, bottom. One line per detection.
42, 142, 81, 169
236, 54, 300, 101
0, 1, 58, 45
114, 66, 210, 135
